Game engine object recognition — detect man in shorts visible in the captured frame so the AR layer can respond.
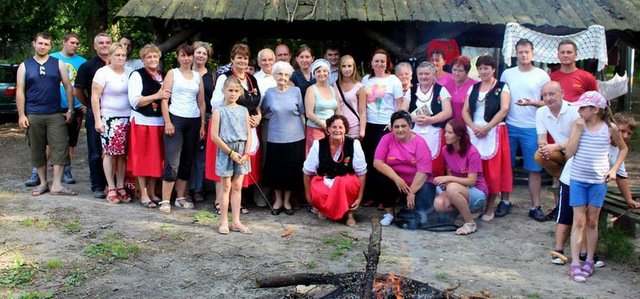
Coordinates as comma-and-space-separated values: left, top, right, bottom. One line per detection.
499, 39, 550, 220
16, 32, 76, 196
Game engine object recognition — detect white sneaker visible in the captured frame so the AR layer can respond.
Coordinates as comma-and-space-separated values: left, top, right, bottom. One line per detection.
551, 256, 566, 265
380, 213, 394, 226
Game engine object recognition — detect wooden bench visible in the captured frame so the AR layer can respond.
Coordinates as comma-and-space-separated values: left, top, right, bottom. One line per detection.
600, 186, 640, 237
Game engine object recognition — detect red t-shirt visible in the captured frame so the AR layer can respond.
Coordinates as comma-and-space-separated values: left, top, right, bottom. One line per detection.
550, 69, 598, 102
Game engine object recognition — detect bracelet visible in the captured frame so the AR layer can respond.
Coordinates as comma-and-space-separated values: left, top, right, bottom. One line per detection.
228, 150, 235, 158
243, 153, 250, 159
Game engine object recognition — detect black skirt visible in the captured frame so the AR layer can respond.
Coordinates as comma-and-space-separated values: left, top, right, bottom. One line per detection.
263, 139, 305, 190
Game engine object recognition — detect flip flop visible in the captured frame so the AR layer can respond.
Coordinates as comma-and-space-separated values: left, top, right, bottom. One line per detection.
50, 187, 77, 196
231, 223, 252, 234
31, 185, 49, 196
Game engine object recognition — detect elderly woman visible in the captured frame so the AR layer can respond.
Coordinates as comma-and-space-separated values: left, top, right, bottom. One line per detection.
290, 45, 316, 99
461, 55, 512, 221
303, 115, 367, 226
335, 55, 366, 139
159, 44, 206, 213
187, 41, 216, 203
361, 49, 405, 208
127, 44, 170, 208
406, 61, 452, 178
207, 43, 262, 214
441, 56, 477, 121
261, 61, 306, 215
305, 59, 342, 154
395, 62, 413, 101
434, 119, 488, 235
430, 50, 453, 85
373, 111, 435, 226
91, 42, 134, 204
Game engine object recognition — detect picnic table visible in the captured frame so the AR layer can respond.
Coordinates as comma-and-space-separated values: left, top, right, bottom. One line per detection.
601, 186, 640, 237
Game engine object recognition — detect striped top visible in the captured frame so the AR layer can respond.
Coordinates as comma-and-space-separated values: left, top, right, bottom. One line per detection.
571, 122, 610, 184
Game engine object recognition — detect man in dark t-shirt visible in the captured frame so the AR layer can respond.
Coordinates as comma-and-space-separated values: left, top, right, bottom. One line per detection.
16, 32, 76, 196
74, 33, 111, 199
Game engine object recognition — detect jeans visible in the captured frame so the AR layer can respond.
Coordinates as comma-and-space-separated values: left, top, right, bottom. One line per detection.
85, 108, 106, 192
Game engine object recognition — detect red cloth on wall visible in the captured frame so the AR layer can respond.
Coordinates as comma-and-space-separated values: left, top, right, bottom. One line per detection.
428, 39, 460, 65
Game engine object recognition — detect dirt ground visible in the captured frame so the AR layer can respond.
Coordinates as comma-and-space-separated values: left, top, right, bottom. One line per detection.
1, 122, 639, 299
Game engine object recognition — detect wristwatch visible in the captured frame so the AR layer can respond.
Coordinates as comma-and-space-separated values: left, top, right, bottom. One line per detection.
68, 109, 75, 114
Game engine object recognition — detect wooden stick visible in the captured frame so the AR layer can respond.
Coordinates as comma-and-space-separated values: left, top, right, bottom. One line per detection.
361, 216, 382, 298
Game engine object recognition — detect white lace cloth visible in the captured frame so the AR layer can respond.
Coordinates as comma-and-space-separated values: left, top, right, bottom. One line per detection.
502, 22, 608, 71
597, 72, 628, 101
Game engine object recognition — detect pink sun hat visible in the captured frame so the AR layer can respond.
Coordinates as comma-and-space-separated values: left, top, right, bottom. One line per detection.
572, 91, 608, 109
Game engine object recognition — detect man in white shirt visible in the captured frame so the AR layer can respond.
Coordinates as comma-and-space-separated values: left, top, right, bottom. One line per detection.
119, 35, 144, 70
324, 42, 340, 85
499, 39, 550, 221
254, 48, 277, 97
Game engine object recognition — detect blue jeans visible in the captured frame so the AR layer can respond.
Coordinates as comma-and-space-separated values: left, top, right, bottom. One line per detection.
415, 182, 436, 213
85, 108, 106, 192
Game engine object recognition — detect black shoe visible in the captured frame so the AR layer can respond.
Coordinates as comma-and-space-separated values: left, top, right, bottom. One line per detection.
284, 208, 294, 216
545, 207, 558, 221
579, 253, 605, 268
271, 207, 283, 215
93, 190, 106, 199
494, 201, 512, 217
528, 206, 546, 222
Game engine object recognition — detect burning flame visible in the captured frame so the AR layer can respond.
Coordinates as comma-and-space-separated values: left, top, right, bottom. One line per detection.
373, 273, 404, 298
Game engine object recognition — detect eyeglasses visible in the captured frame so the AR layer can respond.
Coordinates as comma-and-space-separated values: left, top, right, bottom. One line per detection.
39, 65, 46, 79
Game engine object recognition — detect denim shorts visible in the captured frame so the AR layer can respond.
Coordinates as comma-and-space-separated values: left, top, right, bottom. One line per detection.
436, 186, 487, 212
569, 180, 607, 208
507, 124, 542, 172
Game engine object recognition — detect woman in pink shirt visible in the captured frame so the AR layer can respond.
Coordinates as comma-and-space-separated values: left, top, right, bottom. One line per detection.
434, 119, 488, 235
373, 111, 435, 226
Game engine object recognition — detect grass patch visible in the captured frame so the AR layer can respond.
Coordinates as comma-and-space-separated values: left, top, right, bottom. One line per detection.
12, 290, 54, 299
64, 219, 81, 234
435, 272, 448, 281
0, 253, 37, 288
171, 232, 188, 242
84, 234, 139, 263
194, 211, 217, 223
302, 261, 317, 269
63, 268, 86, 290
522, 290, 541, 299
20, 217, 50, 229
159, 224, 173, 231
323, 236, 355, 260
598, 225, 635, 262
329, 249, 344, 260
44, 259, 62, 270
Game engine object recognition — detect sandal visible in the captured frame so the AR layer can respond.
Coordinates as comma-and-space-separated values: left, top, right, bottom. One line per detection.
213, 203, 221, 215
117, 188, 131, 203
582, 260, 595, 277
194, 193, 205, 202
140, 198, 157, 208
50, 186, 77, 196
175, 197, 194, 209
106, 188, 120, 204
158, 200, 171, 213
31, 185, 49, 196
455, 222, 477, 235
569, 264, 588, 283
218, 221, 229, 235
231, 223, 252, 234
240, 206, 250, 214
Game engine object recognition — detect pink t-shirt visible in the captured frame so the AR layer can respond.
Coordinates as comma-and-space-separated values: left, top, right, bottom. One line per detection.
441, 145, 488, 196
440, 76, 477, 121
374, 133, 433, 184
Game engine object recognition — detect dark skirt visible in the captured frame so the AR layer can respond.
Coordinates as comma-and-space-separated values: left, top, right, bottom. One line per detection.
263, 139, 305, 190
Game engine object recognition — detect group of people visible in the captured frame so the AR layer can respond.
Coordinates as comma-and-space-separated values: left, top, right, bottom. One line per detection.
16, 31, 638, 281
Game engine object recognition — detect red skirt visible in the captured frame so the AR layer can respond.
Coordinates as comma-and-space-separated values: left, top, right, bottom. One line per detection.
310, 174, 361, 220
127, 119, 164, 178
431, 129, 446, 177
305, 126, 326, 156
205, 121, 261, 187
481, 125, 513, 195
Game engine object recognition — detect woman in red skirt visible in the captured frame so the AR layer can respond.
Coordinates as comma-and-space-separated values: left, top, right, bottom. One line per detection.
461, 55, 512, 222
127, 44, 169, 208
303, 115, 367, 227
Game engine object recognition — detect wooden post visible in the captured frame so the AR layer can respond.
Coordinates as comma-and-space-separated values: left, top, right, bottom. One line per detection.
361, 217, 381, 298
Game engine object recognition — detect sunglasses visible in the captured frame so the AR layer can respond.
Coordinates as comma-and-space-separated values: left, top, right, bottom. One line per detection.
39, 65, 46, 79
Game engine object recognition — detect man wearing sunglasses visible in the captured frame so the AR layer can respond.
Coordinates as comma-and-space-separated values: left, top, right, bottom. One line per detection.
16, 32, 76, 197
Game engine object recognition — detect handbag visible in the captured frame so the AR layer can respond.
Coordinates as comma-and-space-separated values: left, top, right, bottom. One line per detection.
336, 80, 360, 120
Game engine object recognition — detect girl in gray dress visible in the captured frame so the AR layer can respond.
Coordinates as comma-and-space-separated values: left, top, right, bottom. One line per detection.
210, 76, 252, 235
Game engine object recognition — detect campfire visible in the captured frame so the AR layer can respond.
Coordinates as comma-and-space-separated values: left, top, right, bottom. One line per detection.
256, 217, 460, 299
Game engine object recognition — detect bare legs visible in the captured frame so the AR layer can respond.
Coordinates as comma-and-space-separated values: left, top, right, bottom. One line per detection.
434, 183, 474, 224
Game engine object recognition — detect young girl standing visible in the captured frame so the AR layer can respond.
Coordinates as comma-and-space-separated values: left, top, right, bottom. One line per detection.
565, 91, 627, 282
210, 76, 252, 235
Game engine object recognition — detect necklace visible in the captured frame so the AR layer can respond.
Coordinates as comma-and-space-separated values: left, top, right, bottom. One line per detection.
230, 68, 246, 81
231, 68, 258, 97
454, 78, 468, 95
477, 78, 497, 103
417, 83, 434, 103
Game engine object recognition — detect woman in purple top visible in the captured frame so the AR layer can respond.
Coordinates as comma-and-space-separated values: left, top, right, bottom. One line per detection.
434, 119, 488, 235
441, 56, 477, 121
373, 111, 435, 226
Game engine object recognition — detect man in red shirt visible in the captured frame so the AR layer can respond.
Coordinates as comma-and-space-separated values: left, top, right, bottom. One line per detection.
549, 40, 598, 102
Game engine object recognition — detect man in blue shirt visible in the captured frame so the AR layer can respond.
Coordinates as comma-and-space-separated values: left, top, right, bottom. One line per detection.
24, 32, 86, 186
16, 32, 77, 196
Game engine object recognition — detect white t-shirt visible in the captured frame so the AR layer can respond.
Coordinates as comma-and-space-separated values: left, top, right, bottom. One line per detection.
169, 69, 201, 118
127, 71, 164, 126
535, 100, 580, 144
361, 74, 404, 125
500, 67, 550, 128
125, 59, 144, 70
467, 84, 510, 127
93, 65, 133, 117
